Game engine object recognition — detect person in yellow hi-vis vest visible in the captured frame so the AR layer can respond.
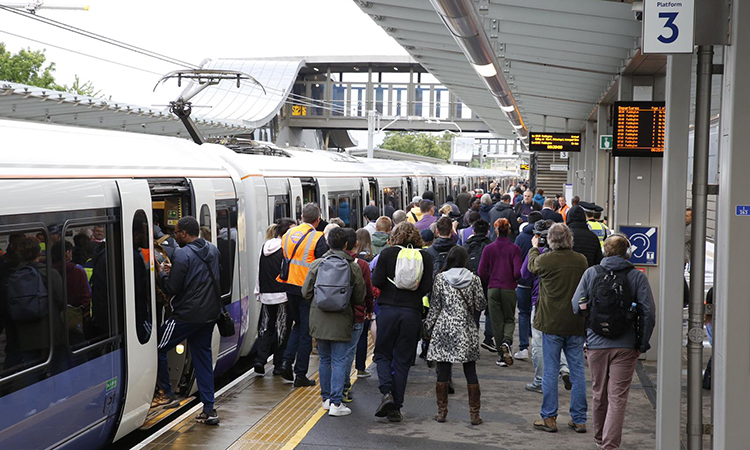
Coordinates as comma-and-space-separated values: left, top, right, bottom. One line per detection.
580, 201, 610, 248
277, 203, 329, 387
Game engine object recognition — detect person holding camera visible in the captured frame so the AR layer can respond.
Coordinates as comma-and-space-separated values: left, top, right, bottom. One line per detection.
527, 223, 588, 433
571, 233, 655, 450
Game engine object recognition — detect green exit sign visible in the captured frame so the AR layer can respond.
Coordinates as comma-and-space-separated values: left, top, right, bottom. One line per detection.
600, 135, 613, 150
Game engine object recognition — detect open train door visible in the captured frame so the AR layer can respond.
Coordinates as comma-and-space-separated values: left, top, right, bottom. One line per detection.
114, 179, 157, 440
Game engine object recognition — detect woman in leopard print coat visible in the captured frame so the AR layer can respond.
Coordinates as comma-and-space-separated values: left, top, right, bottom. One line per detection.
424, 246, 487, 425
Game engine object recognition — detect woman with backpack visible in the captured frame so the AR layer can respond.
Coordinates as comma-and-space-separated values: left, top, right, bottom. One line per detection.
253, 219, 296, 376
423, 246, 487, 425
353, 228, 374, 262
371, 222, 434, 423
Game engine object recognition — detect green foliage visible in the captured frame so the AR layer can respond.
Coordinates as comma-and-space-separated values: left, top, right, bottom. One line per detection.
0, 43, 60, 89
379, 131, 455, 161
0, 43, 102, 97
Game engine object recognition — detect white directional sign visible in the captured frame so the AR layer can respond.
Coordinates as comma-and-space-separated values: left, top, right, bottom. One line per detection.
643, 0, 695, 54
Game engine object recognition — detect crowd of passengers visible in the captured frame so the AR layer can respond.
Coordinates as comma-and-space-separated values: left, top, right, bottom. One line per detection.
255, 181, 658, 450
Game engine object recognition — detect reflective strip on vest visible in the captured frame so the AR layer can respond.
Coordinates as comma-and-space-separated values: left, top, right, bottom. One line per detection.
277, 223, 322, 286
587, 221, 607, 247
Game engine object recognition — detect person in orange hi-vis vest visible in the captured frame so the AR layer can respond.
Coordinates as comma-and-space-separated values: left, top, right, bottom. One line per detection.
277, 203, 329, 387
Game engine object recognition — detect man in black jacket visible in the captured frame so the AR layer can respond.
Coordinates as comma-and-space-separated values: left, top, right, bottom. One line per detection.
425, 217, 456, 274
565, 206, 603, 267
540, 198, 564, 223
514, 190, 542, 223
488, 194, 519, 242
155, 216, 222, 425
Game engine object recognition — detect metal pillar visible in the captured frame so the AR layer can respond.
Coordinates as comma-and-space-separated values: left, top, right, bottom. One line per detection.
715, 2, 750, 446
687, 45, 713, 450
367, 110, 376, 159
657, 53, 693, 450
595, 106, 610, 210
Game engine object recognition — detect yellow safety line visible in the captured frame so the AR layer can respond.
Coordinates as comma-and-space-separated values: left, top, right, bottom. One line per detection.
279, 352, 375, 450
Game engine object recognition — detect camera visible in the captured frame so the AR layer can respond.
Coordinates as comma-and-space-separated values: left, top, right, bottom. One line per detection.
538, 235, 547, 248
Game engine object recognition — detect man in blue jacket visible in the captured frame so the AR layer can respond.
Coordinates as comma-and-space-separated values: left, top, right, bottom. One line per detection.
571, 233, 655, 448
155, 216, 222, 425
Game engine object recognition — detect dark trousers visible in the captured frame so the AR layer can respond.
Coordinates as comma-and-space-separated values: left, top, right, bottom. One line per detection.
374, 305, 421, 408
282, 293, 312, 377
356, 319, 371, 371
516, 286, 532, 350
473, 307, 493, 343
436, 361, 478, 384
254, 303, 291, 369
157, 319, 215, 414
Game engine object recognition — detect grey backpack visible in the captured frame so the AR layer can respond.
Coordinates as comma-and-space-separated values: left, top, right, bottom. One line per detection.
314, 254, 352, 312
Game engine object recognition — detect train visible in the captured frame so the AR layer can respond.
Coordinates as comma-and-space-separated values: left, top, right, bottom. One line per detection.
0, 118, 514, 449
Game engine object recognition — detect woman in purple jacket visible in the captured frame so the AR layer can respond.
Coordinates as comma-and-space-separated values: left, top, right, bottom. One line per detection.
478, 218, 521, 367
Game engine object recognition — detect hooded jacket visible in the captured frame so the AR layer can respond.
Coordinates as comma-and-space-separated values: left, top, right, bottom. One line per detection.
566, 206, 603, 267
158, 238, 221, 323
348, 250, 374, 323
407, 206, 423, 224
442, 267, 474, 289
477, 236, 522, 290
256, 238, 287, 305
479, 204, 494, 223
303, 249, 365, 342
372, 231, 389, 255
571, 256, 656, 353
488, 202, 519, 242
425, 237, 456, 274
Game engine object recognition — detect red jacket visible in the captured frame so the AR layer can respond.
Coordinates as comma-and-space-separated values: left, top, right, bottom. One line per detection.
348, 251, 374, 323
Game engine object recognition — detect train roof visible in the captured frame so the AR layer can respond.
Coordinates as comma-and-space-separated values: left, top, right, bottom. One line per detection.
0, 119, 231, 179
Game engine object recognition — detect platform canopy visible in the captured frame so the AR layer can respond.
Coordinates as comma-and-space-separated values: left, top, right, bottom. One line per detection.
354, 0, 643, 135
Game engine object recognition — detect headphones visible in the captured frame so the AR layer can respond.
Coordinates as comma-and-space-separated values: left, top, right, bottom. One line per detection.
604, 232, 633, 259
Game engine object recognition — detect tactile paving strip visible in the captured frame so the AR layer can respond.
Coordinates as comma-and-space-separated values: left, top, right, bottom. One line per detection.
229, 340, 374, 450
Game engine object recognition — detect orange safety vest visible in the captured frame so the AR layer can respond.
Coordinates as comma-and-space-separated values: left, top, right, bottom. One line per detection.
560, 204, 570, 222
276, 223, 323, 287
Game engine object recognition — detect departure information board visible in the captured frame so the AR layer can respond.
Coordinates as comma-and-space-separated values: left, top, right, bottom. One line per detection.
613, 101, 666, 157
528, 132, 582, 152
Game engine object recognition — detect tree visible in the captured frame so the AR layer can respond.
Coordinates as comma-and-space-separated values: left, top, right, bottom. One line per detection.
379, 131, 455, 161
0, 43, 103, 97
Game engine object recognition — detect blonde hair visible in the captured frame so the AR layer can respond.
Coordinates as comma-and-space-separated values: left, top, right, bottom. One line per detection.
264, 223, 277, 240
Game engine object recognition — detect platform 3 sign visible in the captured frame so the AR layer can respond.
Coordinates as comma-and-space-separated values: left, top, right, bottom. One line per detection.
620, 226, 658, 266
643, 0, 695, 54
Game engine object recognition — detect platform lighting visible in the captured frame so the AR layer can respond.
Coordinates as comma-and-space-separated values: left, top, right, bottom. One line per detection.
472, 62, 497, 78
393, 66, 399, 71
313, 67, 319, 71
176, 344, 185, 355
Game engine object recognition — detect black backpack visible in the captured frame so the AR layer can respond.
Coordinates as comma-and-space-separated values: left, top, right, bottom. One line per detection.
464, 238, 489, 274
433, 252, 449, 276
6, 265, 49, 322
588, 266, 635, 337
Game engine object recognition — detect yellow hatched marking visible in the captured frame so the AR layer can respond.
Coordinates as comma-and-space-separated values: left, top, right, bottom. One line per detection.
229, 338, 375, 450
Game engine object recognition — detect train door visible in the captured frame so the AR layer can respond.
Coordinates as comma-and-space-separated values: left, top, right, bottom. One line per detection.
113, 179, 157, 440
265, 178, 291, 223
289, 178, 303, 222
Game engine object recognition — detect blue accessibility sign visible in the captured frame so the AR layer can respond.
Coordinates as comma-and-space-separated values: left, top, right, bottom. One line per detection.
619, 226, 658, 266
736, 205, 750, 216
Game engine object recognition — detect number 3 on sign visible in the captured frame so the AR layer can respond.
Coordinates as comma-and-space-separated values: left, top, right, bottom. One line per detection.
657, 12, 679, 44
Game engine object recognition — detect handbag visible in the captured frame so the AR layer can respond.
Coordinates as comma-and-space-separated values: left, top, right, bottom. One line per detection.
196, 249, 235, 337
278, 228, 313, 281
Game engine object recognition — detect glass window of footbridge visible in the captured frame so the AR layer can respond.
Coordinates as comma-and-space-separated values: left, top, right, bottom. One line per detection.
528, 133, 582, 152
613, 101, 666, 157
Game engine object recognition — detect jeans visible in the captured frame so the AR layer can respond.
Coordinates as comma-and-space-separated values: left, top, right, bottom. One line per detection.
374, 305, 421, 408
282, 293, 312, 377
473, 307, 493, 344
343, 322, 364, 391
541, 333, 587, 424
487, 288, 517, 349
530, 306, 568, 386
317, 339, 350, 406
516, 286, 532, 351
157, 319, 215, 414
355, 320, 371, 371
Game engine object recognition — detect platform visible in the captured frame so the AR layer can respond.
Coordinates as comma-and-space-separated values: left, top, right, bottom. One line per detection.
137, 322, 659, 450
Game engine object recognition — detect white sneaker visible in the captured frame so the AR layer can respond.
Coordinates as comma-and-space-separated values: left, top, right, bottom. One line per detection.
328, 403, 352, 417
513, 349, 529, 360
322, 399, 330, 410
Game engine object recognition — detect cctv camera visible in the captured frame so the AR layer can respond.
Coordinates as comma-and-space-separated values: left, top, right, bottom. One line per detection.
632, 2, 643, 21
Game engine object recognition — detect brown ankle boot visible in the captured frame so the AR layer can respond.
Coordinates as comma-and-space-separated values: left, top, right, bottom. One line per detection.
434, 382, 449, 422
467, 384, 482, 425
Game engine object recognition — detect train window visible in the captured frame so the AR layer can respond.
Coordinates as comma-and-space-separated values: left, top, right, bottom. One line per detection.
350, 196, 360, 229
295, 197, 302, 222
0, 229, 52, 381
216, 200, 237, 302
59, 223, 115, 351
328, 197, 337, 220
199, 204, 212, 241
269, 195, 290, 223
337, 197, 351, 226
132, 210, 152, 345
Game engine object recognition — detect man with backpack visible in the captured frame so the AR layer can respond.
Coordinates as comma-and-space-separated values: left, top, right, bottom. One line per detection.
462, 219, 494, 352
571, 233, 655, 450
302, 227, 365, 417
425, 217, 456, 274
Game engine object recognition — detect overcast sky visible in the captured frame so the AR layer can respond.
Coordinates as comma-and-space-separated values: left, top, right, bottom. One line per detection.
0, 0, 408, 107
